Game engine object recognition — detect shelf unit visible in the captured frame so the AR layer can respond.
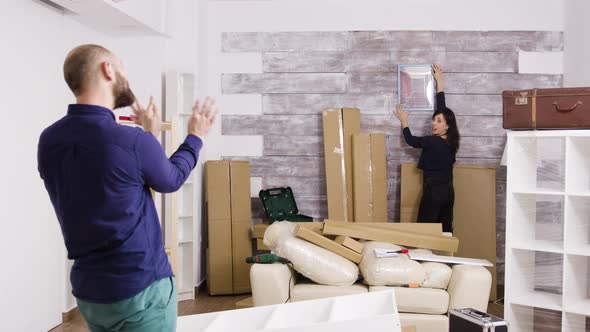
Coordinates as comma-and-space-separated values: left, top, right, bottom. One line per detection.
164, 71, 198, 301
505, 130, 590, 332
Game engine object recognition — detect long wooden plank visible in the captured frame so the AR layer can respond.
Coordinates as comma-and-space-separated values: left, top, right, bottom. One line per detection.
322, 221, 459, 252
295, 225, 363, 263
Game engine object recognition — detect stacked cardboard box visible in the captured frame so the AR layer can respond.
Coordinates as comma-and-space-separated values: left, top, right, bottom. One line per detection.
322, 108, 360, 222
352, 133, 388, 223
205, 160, 252, 295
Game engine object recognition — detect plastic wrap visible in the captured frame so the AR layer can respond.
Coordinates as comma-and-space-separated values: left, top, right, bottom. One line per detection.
264, 221, 359, 286
360, 242, 425, 286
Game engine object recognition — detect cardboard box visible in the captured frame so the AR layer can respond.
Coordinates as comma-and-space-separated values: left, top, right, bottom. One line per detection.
232, 221, 252, 294
206, 160, 253, 295
322, 221, 459, 253
399, 162, 498, 300
205, 161, 231, 221
256, 238, 270, 251
402, 326, 416, 332
323, 108, 360, 222
334, 236, 364, 254
207, 221, 233, 295
230, 161, 252, 222
252, 222, 325, 239
352, 133, 388, 223
296, 225, 363, 263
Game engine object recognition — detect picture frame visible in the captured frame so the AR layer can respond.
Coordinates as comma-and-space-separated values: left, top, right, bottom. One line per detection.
397, 64, 436, 111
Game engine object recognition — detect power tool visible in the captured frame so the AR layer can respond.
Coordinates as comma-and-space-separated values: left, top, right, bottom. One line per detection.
245, 253, 291, 264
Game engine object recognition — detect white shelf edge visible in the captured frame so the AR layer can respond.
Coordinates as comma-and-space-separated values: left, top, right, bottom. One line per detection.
566, 192, 590, 198
178, 239, 194, 245
511, 243, 564, 254
512, 190, 566, 196
509, 296, 563, 312
564, 249, 590, 257
179, 215, 193, 219
563, 305, 590, 317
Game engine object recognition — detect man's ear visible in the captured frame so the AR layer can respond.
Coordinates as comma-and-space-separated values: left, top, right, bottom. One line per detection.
101, 61, 115, 81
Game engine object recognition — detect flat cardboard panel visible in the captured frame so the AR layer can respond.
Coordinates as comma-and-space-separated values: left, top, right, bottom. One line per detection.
323, 109, 348, 222
399, 162, 498, 300
400, 162, 423, 223
352, 134, 372, 223
230, 161, 252, 222
295, 225, 362, 263
452, 165, 497, 301
370, 134, 388, 222
322, 221, 459, 252
235, 297, 254, 309
342, 108, 361, 222
401, 326, 416, 332
207, 220, 233, 295
323, 108, 360, 222
353, 222, 442, 235
334, 236, 364, 253
252, 222, 324, 239
206, 161, 232, 221
232, 221, 253, 294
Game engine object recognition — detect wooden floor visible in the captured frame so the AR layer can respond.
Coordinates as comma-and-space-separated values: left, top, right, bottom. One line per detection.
50, 287, 503, 331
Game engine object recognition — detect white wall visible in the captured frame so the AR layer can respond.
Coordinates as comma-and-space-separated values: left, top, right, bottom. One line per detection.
564, 0, 590, 86
0, 0, 198, 330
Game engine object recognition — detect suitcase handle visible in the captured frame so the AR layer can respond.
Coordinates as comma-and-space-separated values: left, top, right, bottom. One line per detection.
553, 101, 582, 112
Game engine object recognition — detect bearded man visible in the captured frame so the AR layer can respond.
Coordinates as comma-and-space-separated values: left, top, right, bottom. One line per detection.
37, 44, 218, 332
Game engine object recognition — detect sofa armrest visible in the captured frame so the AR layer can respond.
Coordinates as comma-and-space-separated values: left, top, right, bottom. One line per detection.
250, 263, 295, 306
447, 265, 492, 312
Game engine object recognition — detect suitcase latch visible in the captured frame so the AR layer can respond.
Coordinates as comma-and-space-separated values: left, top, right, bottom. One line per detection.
515, 92, 529, 105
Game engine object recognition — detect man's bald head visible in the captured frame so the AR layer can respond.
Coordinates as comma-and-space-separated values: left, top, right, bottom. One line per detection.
63, 44, 114, 96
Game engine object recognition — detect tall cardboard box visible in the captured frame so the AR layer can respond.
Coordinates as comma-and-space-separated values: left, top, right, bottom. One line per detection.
399, 162, 498, 300
353, 133, 388, 223
323, 108, 361, 222
205, 161, 233, 295
205, 160, 253, 295
230, 161, 252, 294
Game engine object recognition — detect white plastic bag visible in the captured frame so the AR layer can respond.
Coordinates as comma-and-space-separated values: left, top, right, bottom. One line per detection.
360, 242, 425, 286
264, 222, 359, 286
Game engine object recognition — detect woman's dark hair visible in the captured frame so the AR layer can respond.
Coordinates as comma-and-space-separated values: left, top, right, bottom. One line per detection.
433, 107, 460, 156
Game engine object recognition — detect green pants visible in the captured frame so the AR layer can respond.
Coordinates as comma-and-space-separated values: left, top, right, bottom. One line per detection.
77, 277, 177, 332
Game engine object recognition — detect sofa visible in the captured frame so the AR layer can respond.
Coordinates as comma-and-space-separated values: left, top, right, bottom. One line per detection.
250, 242, 492, 332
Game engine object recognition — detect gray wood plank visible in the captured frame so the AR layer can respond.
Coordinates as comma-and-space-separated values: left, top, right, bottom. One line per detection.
222, 115, 321, 136
444, 94, 503, 116
262, 176, 326, 198
349, 31, 434, 51
263, 52, 390, 73
390, 51, 518, 73
432, 31, 563, 52
223, 156, 325, 177
445, 73, 562, 94
264, 135, 323, 156
222, 32, 349, 52
361, 114, 505, 137
222, 32, 264, 52
265, 32, 349, 51
262, 93, 395, 115
347, 73, 398, 93
221, 73, 347, 94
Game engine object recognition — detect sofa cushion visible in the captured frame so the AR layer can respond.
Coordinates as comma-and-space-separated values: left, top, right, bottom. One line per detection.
360, 242, 426, 286
370, 286, 449, 315
290, 283, 369, 302
399, 313, 449, 332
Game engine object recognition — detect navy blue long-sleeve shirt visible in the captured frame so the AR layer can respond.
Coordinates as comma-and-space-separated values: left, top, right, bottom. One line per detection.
402, 92, 455, 178
38, 104, 202, 303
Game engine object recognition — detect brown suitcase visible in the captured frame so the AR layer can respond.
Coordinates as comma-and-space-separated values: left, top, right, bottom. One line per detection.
503, 87, 590, 129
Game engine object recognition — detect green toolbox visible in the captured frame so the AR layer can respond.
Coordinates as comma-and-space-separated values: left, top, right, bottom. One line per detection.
259, 187, 313, 222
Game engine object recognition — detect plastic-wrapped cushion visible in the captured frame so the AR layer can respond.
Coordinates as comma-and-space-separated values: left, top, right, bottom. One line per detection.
407, 249, 452, 289
263, 222, 359, 286
360, 242, 426, 286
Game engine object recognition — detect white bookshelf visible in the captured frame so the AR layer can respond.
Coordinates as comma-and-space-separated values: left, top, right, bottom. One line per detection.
165, 71, 198, 302
505, 130, 590, 332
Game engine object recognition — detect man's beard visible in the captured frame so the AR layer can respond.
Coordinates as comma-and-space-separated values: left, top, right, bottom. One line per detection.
113, 72, 136, 109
